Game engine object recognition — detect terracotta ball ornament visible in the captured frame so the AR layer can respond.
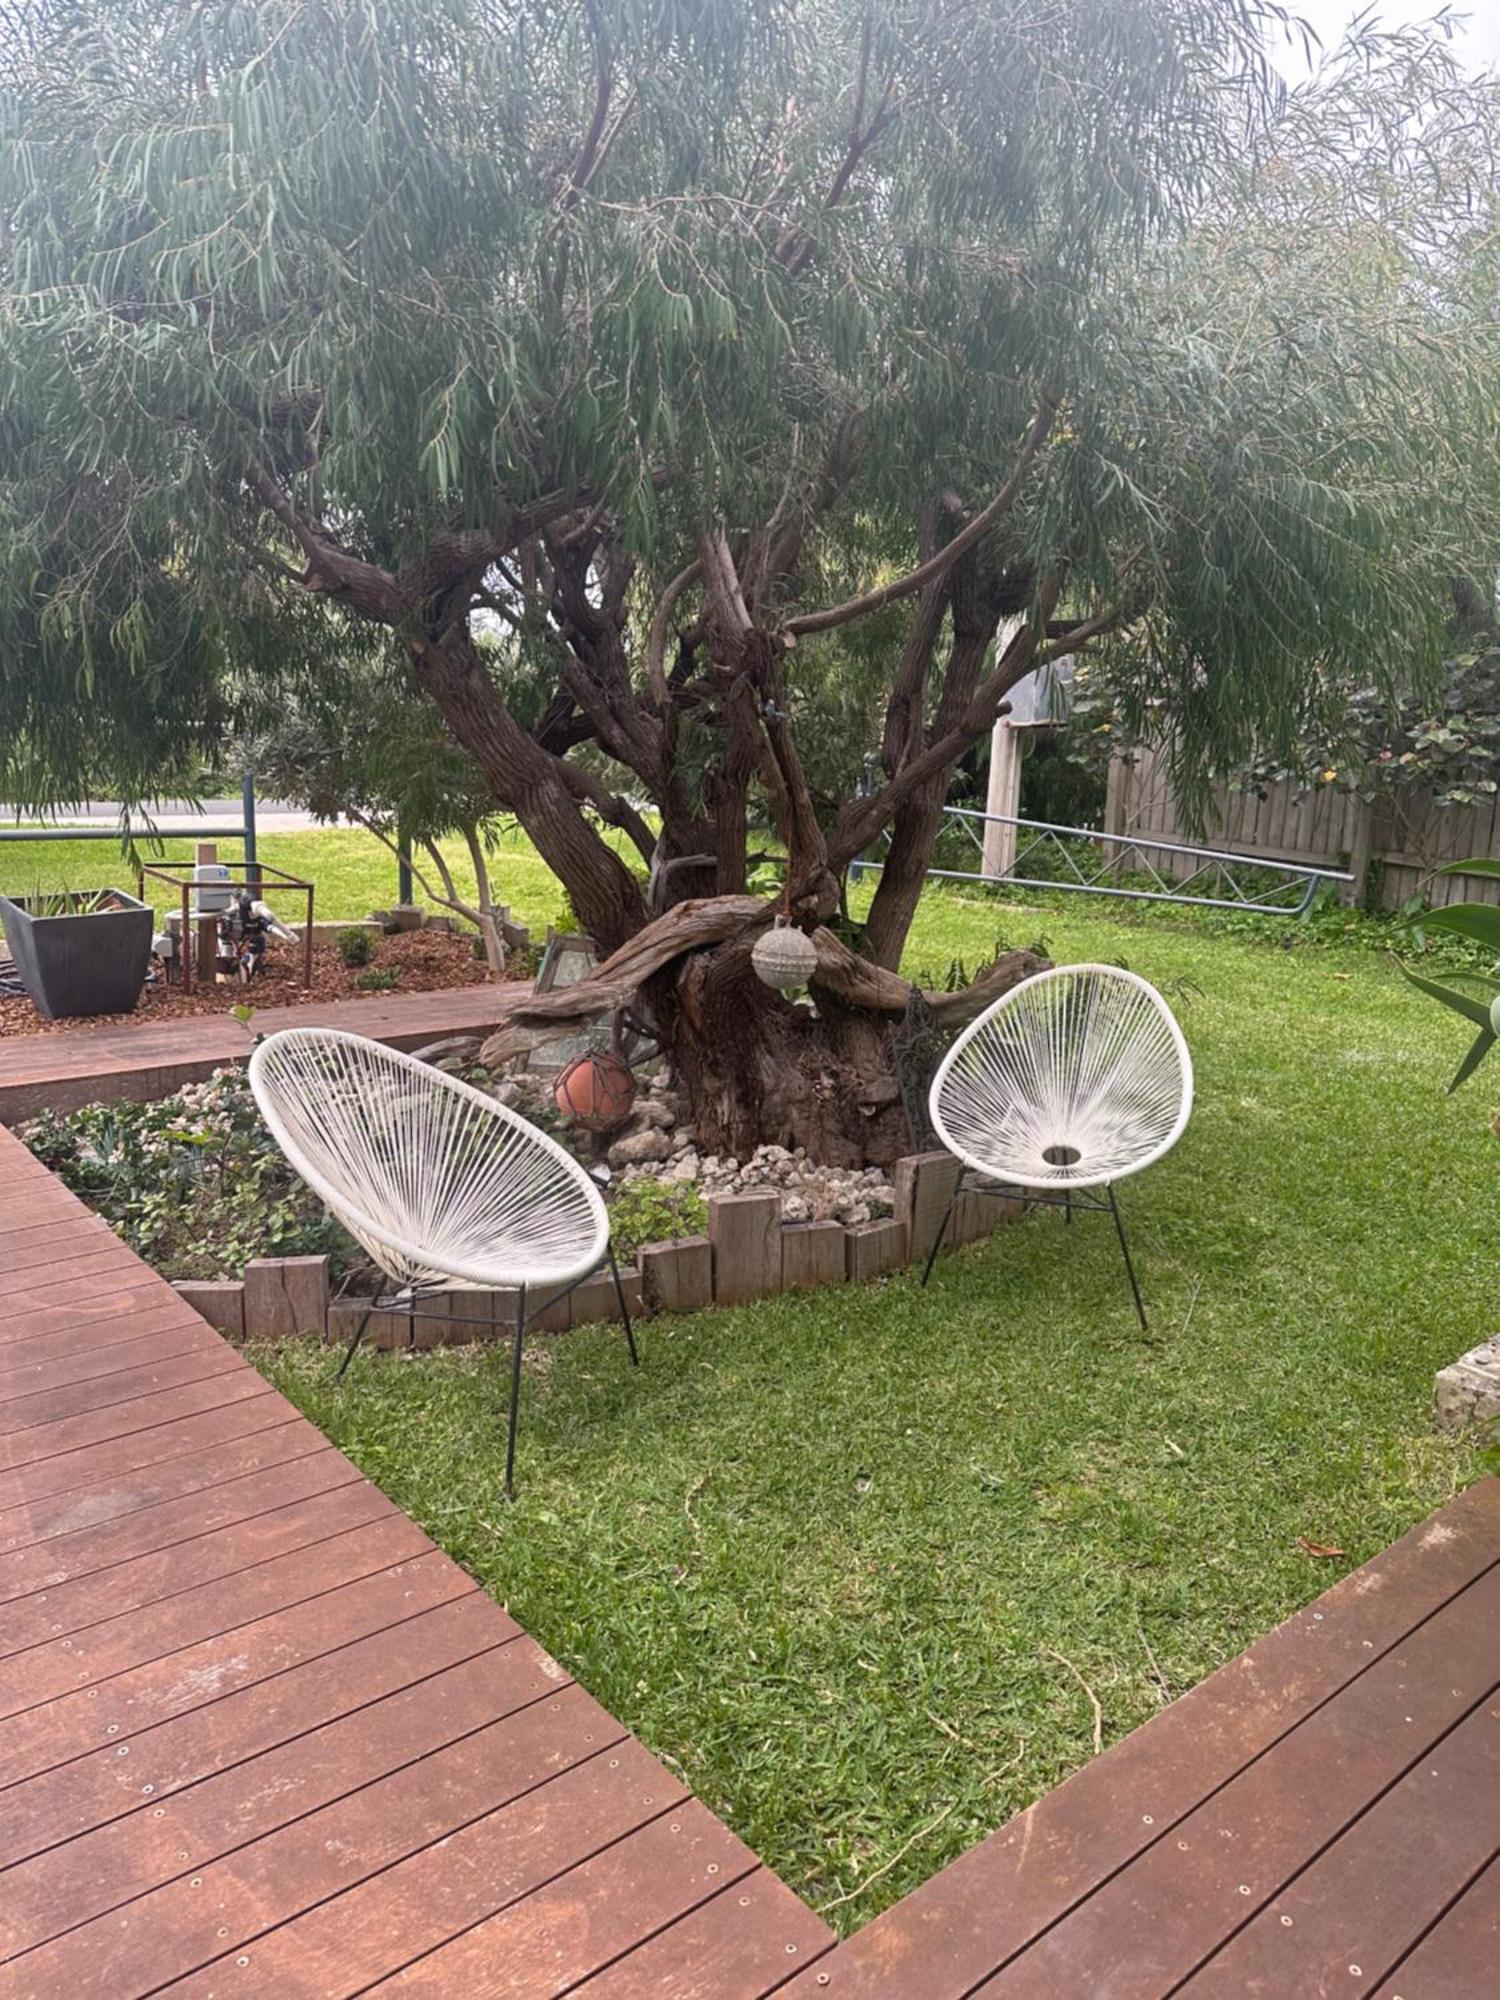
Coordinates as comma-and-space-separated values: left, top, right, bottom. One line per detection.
554, 1049, 638, 1132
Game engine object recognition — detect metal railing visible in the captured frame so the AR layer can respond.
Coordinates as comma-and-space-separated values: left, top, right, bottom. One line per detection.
855, 805, 1350, 916
0, 775, 260, 872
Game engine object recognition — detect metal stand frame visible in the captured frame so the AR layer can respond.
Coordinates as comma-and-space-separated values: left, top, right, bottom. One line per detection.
920, 1169, 1148, 1330
333, 1239, 639, 1497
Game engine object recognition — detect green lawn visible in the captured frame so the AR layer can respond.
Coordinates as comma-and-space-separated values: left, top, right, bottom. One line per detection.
252, 860, 1493, 1931
0, 823, 578, 938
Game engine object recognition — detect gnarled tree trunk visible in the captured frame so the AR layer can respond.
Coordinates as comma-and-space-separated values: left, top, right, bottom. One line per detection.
478, 895, 1048, 1166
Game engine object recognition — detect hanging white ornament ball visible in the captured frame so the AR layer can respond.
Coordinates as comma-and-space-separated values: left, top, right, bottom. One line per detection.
752, 917, 818, 991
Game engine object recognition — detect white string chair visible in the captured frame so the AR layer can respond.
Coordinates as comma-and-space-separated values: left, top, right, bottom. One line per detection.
925, 964, 1193, 1325
248, 1027, 637, 1493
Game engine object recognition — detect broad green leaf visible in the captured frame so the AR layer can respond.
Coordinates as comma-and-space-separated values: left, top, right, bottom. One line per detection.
1397, 960, 1497, 1029
1447, 1027, 1496, 1093
1434, 857, 1500, 880
1420, 906, 1500, 953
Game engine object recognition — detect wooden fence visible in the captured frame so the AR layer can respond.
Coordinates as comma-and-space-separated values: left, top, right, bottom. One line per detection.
1103, 743, 1500, 910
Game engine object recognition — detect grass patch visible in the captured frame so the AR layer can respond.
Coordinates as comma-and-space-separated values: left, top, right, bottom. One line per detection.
0, 823, 578, 935
257, 878, 1492, 1929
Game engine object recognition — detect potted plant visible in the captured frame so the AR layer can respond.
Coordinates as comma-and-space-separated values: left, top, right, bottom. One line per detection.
0, 887, 155, 1019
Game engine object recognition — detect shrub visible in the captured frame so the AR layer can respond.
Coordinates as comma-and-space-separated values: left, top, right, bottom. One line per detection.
354, 966, 400, 991
606, 1175, 707, 1258
336, 925, 375, 967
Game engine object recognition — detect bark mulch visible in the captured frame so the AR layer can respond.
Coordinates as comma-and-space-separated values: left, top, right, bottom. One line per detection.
0, 929, 515, 1037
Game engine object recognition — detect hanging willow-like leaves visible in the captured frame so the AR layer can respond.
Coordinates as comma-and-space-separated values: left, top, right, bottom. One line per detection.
0, 0, 1496, 910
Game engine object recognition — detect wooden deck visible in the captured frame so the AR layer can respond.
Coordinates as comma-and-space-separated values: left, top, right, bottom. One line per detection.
1, 1072, 1497, 1996
783, 1476, 1500, 1999
0, 986, 511, 1125
0, 1125, 832, 1996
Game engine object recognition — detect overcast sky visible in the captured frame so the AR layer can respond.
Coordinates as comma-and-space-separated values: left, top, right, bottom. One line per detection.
1268, 2, 1500, 76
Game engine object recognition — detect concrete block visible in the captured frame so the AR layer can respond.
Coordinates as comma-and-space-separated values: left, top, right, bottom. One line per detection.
781, 1220, 846, 1291
709, 1191, 783, 1306
172, 1280, 245, 1342
1436, 1334, 1500, 1433
638, 1236, 713, 1315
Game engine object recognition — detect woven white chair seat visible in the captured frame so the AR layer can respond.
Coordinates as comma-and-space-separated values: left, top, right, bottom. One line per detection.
248, 1027, 608, 1292
930, 964, 1192, 1191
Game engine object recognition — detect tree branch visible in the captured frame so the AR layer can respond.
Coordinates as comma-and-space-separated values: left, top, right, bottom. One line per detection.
783, 397, 1058, 638
562, 0, 614, 213
645, 559, 701, 707
698, 530, 754, 636
829, 574, 1109, 868
241, 463, 406, 622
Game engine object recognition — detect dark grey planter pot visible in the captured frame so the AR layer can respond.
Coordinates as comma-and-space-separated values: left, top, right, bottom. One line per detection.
0, 889, 154, 1019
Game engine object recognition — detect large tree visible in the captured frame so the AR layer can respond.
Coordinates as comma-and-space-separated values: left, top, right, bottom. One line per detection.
2, 0, 1497, 1159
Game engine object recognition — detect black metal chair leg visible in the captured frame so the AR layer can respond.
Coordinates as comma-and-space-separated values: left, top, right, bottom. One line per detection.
608, 1242, 639, 1367
335, 1306, 374, 1380
504, 1284, 528, 1499
921, 1179, 962, 1286
1106, 1184, 1148, 1331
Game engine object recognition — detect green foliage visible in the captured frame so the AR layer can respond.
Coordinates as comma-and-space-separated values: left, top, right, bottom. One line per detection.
542, 892, 586, 939
354, 965, 400, 991
1396, 857, 1500, 1092
0, 0, 1494, 843
1241, 641, 1500, 814
245, 656, 506, 854
21, 1067, 354, 1279
606, 1174, 708, 1259
335, 924, 375, 968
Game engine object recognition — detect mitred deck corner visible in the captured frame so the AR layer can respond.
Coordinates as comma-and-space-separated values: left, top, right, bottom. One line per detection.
1, 1091, 1496, 1997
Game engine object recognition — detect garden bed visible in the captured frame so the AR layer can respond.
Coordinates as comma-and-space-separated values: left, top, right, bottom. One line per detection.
20, 1061, 1017, 1335
0, 928, 502, 1037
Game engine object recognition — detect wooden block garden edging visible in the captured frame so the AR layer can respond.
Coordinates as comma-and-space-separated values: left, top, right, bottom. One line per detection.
171, 1152, 1023, 1347
708, 1190, 783, 1306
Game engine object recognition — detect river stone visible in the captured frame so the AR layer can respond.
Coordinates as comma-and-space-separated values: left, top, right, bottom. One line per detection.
608, 1127, 673, 1167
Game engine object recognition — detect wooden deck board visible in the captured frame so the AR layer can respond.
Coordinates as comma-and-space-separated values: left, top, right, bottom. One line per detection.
0, 1555, 475, 1799
0, 985, 512, 1125
1176, 1697, 1500, 1996
0, 1123, 831, 1995
1371, 1853, 1500, 1998
786, 1481, 1500, 2000
0, 1449, 368, 1628
0, 1415, 325, 1556
967, 1563, 1500, 1997
0, 1318, 226, 1406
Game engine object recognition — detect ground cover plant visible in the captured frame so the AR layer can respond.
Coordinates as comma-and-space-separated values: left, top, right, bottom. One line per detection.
255, 883, 1492, 1929
23, 1069, 356, 1281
